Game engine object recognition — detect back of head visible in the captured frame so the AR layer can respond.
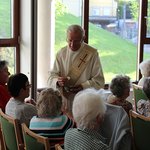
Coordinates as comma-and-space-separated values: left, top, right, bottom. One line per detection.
37, 88, 62, 117
72, 88, 106, 128
143, 77, 150, 99
139, 59, 150, 77
109, 74, 130, 98
67, 24, 85, 39
8, 73, 28, 97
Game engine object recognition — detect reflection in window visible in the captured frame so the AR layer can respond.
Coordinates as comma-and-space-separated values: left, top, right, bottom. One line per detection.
103, 7, 111, 16
0, 47, 15, 74
0, 0, 13, 38
92, 8, 100, 16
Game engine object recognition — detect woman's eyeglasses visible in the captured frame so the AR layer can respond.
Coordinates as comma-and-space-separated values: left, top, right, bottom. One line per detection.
26, 84, 32, 88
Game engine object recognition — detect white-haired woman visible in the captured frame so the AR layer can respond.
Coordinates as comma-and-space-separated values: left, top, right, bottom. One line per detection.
137, 77, 150, 117
64, 88, 110, 150
138, 59, 150, 86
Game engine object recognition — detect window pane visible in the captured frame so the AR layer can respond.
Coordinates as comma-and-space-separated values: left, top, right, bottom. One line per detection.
89, 0, 139, 83
0, 47, 15, 74
55, 0, 82, 54
146, 0, 150, 37
143, 44, 150, 60
0, 0, 13, 38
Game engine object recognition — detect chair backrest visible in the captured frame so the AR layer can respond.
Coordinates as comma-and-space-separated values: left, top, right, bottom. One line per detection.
100, 104, 132, 150
21, 123, 50, 150
130, 110, 150, 150
55, 144, 63, 150
132, 84, 148, 111
0, 108, 24, 150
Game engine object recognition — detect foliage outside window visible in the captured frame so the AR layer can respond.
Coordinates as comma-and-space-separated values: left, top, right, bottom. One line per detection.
55, 0, 142, 83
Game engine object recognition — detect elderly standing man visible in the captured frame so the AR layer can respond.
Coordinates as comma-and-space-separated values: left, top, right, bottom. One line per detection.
48, 24, 104, 112
64, 88, 110, 150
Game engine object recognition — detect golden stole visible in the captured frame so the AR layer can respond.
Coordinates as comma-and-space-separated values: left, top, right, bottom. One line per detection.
67, 45, 95, 86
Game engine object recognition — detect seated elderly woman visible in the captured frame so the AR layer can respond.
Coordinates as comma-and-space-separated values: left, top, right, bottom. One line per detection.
0, 60, 11, 112
64, 88, 110, 150
137, 77, 150, 117
107, 74, 132, 116
29, 88, 75, 149
138, 59, 150, 86
6, 73, 37, 126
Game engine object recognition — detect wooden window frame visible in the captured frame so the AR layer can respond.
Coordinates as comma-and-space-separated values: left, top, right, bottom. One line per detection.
0, 0, 20, 73
137, 0, 150, 79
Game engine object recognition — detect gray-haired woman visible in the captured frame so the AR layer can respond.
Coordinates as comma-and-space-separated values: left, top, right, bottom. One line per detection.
29, 88, 75, 149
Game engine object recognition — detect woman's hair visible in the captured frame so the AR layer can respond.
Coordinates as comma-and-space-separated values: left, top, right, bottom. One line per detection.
72, 88, 106, 129
0, 60, 8, 70
109, 74, 130, 98
139, 59, 150, 77
143, 77, 150, 99
36, 88, 62, 117
8, 73, 28, 97
67, 24, 85, 39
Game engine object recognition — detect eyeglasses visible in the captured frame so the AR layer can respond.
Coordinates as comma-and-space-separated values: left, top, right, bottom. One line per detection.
26, 84, 32, 88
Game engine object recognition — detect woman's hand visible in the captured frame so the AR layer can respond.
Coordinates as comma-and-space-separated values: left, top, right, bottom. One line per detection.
25, 98, 36, 106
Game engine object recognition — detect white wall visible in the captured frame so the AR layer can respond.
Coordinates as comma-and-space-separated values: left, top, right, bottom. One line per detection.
20, 0, 31, 81
20, 0, 54, 89
37, 0, 54, 88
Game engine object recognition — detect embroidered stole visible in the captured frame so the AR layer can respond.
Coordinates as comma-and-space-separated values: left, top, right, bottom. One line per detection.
67, 45, 94, 86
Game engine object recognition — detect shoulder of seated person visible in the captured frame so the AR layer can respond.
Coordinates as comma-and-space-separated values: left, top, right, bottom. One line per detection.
107, 95, 116, 103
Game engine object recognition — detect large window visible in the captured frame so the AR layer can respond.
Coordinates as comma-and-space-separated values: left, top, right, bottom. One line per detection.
54, 0, 147, 85
1, 0, 149, 90
88, 0, 139, 83
0, 0, 20, 74
55, 0, 82, 55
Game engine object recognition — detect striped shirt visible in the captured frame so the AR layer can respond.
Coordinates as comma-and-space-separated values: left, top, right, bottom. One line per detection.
29, 115, 74, 147
64, 127, 110, 150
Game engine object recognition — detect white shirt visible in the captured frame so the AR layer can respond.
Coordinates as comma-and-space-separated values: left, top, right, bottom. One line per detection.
48, 42, 104, 89
5, 98, 37, 126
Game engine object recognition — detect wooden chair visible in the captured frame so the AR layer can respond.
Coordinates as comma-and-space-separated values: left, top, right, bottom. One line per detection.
100, 104, 132, 150
130, 110, 150, 150
55, 144, 63, 150
132, 84, 148, 111
21, 123, 50, 150
0, 108, 24, 150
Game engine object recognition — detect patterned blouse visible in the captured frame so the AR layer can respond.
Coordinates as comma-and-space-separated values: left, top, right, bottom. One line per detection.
137, 99, 150, 117
107, 95, 133, 116
64, 127, 110, 150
